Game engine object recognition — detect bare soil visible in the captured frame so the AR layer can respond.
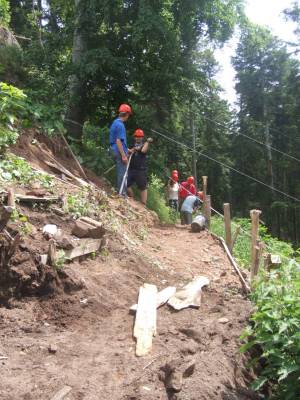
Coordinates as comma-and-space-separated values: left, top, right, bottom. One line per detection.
0, 132, 258, 400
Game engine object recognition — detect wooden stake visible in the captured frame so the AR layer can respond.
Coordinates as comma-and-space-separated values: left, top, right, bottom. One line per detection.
223, 203, 232, 251
59, 131, 89, 181
48, 239, 57, 266
202, 176, 208, 200
203, 195, 211, 229
220, 237, 250, 293
250, 209, 262, 282
7, 188, 15, 208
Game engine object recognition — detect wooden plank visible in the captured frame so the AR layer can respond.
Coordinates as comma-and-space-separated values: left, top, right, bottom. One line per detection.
168, 276, 209, 310
64, 238, 101, 260
50, 385, 72, 400
79, 216, 103, 228
16, 194, 59, 203
223, 203, 232, 251
134, 283, 157, 357
72, 219, 105, 239
130, 286, 176, 312
44, 160, 88, 187
220, 237, 250, 293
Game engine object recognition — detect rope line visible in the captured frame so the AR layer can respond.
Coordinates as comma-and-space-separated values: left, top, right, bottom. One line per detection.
199, 114, 300, 163
151, 128, 300, 203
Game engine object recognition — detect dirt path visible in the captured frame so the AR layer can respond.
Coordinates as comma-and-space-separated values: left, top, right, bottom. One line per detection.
0, 221, 257, 400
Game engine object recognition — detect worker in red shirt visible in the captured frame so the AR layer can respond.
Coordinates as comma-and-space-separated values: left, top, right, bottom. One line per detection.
179, 176, 196, 208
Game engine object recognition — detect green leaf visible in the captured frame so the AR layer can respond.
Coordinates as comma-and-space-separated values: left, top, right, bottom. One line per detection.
251, 376, 267, 391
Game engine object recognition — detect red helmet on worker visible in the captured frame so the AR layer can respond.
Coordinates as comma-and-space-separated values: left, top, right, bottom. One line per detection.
172, 170, 178, 176
187, 176, 194, 185
133, 129, 144, 138
197, 191, 204, 200
119, 104, 132, 115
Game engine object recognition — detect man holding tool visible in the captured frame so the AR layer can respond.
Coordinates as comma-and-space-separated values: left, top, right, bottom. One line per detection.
109, 104, 132, 195
127, 129, 153, 205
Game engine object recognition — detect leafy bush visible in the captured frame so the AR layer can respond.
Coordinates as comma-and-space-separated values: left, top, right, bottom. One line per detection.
241, 261, 300, 399
147, 174, 177, 224
0, 153, 53, 188
0, 82, 27, 152
0, 0, 10, 26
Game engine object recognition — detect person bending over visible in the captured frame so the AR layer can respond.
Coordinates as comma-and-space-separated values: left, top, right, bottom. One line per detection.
180, 192, 202, 225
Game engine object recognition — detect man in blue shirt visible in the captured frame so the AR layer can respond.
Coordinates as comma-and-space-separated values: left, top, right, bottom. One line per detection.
109, 104, 132, 195
180, 193, 202, 225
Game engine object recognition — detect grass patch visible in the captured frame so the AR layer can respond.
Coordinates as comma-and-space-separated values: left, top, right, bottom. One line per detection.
147, 174, 178, 224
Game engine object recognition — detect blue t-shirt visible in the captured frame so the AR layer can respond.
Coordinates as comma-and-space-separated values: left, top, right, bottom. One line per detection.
181, 195, 201, 213
109, 118, 128, 155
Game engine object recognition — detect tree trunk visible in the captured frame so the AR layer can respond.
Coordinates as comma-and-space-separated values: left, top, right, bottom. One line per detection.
64, 0, 87, 139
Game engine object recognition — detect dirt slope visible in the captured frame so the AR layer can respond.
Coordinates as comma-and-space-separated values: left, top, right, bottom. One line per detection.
0, 132, 257, 400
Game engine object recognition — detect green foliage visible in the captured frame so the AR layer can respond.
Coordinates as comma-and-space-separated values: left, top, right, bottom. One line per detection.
241, 262, 300, 399
147, 174, 177, 224
0, 82, 27, 151
54, 250, 66, 271
210, 216, 252, 267
64, 188, 108, 219
0, 0, 10, 26
0, 153, 53, 188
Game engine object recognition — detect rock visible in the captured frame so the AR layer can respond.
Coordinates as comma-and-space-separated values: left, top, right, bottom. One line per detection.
220, 271, 227, 277
72, 219, 105, 239
180, 344, 198, 355
179, 328, 202, 343
218, 317, 229, 324
43, 224, 58, 238
48, 344, 58, 354
183, 361, 196, 378
56, 237, 75, 250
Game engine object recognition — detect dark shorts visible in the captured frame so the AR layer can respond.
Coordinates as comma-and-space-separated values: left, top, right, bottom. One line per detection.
180, 211, 192, 225
127, 169, 147, 191
169, 199, 178, 211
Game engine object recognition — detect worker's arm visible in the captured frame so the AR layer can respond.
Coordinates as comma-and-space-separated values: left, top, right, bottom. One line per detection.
141, 138, 153, 154
116, 138, 128, 164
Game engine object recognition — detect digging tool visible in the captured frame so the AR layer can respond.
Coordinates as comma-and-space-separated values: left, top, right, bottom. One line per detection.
119, 153, 133, 196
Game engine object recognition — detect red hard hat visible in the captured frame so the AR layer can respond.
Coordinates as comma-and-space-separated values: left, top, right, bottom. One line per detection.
187, 176, 194, 185
198, 191, 204, 200
172, 170, 178, 175
119, 104, 132, 114
133, 129, 144, 137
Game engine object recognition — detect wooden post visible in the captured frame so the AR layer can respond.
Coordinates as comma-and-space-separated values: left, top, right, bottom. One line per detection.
202, 176, 208, 200
223, 203, 232, 251
48, 239, 57, 266
203, 195, 211, 229
7, 188, 15, 208
250, 209, 262, 282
